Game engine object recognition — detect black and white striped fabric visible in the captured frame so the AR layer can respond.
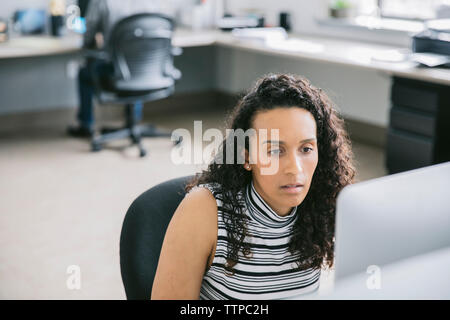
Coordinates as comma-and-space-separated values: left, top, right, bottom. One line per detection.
197, 180, 321, 300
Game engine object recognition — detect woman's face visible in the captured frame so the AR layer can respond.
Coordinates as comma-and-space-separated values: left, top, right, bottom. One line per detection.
245, 107, 318, 216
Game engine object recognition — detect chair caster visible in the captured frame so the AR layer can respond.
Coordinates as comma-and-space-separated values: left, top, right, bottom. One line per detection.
139, 148, 147, 158
101, 126, 121, 135
92, 141, 102, 152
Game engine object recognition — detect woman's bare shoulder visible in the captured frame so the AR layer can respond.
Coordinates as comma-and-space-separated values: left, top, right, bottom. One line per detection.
151, 185, 219, 299
178, 185, 218, 223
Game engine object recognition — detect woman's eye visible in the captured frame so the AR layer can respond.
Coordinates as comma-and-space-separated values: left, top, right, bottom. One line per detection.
269, 149, 281, 155
302, 147, 313, 153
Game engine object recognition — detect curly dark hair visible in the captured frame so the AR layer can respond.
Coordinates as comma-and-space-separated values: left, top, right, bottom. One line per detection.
185, 73, 356, 273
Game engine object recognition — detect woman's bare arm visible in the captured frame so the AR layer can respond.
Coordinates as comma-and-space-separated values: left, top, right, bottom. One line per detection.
151, 187, 218, 300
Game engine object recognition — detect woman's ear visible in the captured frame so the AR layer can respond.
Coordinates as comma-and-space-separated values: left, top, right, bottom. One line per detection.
243, 149, 251, 171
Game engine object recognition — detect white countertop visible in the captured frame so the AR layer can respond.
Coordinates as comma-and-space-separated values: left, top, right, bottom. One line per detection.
0, 34, 83, 58
210, 30, 450, 86
1, 28, 449, 86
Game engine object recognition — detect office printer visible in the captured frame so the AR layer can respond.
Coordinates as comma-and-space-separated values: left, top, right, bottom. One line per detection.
411, 20, 450, 67
412, 19, 450, 55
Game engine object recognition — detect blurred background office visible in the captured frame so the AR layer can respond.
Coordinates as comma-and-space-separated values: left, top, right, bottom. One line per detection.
1, 0, 449, 299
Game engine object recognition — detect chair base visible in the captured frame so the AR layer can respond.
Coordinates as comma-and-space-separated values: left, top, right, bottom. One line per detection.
91, 124, 182, 157
90, 103, 183, 158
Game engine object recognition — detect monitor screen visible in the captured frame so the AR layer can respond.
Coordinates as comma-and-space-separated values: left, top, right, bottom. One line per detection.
14, 9, 47, 35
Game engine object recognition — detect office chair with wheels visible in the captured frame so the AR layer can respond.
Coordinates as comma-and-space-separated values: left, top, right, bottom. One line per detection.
119, 175, 194, 299
87, 13, 183, 157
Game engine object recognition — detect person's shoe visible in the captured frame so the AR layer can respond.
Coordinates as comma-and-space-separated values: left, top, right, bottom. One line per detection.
67, 125, 94, 138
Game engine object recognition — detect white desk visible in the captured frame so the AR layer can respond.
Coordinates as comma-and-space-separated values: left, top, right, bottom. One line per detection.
2, 28, 450, 141
213, 32, 450, 86
176, 29, 450, 86
0, 30, 216, 59
0, 34, 83, 58
1, 29, 450, 85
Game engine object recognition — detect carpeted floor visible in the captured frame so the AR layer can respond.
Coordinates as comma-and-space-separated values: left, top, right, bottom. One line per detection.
0, 106, 387, 299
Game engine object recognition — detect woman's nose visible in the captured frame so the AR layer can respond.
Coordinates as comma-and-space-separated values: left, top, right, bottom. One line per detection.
284, 152, 303, 175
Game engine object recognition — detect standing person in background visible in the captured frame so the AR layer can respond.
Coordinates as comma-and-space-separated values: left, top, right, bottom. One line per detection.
67, 0, 176, 137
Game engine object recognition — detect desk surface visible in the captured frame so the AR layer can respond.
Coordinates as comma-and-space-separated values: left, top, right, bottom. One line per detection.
0, 35, 83, 58
1, 29, 450, 86
0, 30, 215, 59
210, 30, 450, 86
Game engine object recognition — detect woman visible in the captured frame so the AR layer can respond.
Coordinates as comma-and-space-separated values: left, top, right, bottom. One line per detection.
151, 74, 356, 299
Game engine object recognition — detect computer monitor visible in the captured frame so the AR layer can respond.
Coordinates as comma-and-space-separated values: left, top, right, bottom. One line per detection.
334, 161, 450, 281
14, 9, 46, 35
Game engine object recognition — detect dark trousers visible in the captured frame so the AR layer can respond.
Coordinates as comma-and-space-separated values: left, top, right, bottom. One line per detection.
77, 60, 143, 129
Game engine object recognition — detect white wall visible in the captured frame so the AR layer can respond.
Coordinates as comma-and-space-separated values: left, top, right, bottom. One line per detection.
214, 0, 402, 127
226, 0, 411, 47
0, 0, 182, 19
0, 0, 77, 18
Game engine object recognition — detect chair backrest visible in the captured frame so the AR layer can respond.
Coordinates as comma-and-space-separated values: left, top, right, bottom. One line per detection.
108, 13, 177, 92
119, 175, 194, 300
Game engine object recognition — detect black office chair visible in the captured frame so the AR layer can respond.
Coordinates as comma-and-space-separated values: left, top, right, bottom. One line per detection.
119, 175, 194, 299
88, 13, 183, 157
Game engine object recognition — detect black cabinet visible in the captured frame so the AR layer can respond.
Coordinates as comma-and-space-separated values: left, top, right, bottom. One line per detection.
386, 77, 450, 174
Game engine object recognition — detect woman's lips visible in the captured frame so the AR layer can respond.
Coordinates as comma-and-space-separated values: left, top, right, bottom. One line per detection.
280, 184, 304, 193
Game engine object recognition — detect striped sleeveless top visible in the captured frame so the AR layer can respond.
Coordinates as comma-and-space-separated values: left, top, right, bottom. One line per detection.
196, 180, 321, 300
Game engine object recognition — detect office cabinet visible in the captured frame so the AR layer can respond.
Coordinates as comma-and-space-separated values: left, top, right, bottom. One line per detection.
390, 106, 436, 138
386, 77, 450, 174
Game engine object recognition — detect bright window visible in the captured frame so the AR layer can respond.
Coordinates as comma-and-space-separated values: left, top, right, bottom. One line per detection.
353, 0, 450, 20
